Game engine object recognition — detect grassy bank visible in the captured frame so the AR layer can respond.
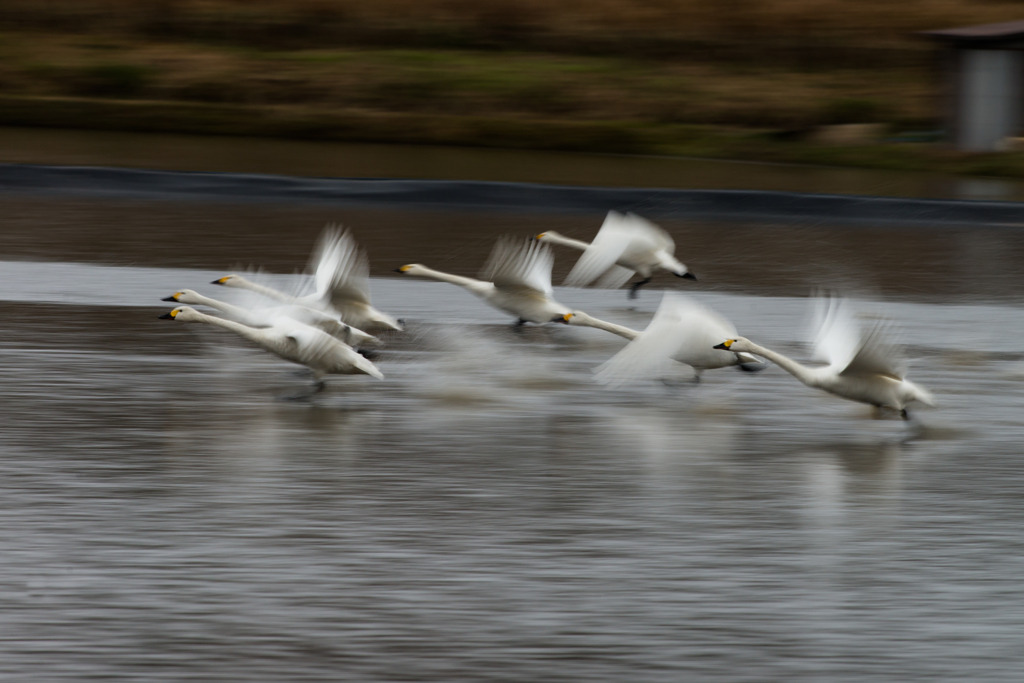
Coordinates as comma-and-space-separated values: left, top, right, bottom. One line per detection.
2, 2, 1024, 177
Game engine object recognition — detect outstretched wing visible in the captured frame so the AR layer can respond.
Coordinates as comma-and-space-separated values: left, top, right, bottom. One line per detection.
279, 318, 384, 379
593, 264, 636, 290
310, 225, 372, 309
564, 211, 635, 287
595, 293, 737, 386
811, 294, 906, 379
481, 236, 554, 296
624, 212, 674, 253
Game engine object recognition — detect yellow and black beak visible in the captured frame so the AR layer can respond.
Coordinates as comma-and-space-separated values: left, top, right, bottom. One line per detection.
551, 313, 572, 324
158, 308, 180, 320
210, 276, 231, 285
534, 233, 546, 241
713, 339, 734, 350
393, 265, 412, 273
161, 292, 182, 302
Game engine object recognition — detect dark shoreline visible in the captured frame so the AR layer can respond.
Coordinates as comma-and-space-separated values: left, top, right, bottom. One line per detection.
4, 162, 1024, 228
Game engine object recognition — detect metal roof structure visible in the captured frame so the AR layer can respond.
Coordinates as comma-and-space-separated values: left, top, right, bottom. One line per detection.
923, 20, 1024, 47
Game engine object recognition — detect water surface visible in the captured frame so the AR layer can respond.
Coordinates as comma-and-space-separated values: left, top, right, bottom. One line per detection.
0, 190, 1023, 681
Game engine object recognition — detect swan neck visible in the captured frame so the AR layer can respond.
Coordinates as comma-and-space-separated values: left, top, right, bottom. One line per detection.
545, 233, 591, 251
235, 277, 291, 304
188, 293, 254, 323
410, 266, 489, 292
744, 341, 816, 385
190, 310, 261, 341
578, 314, 638, 341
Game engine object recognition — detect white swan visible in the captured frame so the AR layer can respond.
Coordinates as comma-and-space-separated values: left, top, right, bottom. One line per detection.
712, 296, 934, 418
394, 237, 570, 325
162, 289, 377, 348
211, 225, 402, 333
555, 294, 762, 383
536, 211, 695, 299
159, 306, 383, 392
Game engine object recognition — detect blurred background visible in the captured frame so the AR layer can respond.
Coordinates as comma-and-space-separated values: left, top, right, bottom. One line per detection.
3, 3, 1024, 682
1, 0, 1024, 172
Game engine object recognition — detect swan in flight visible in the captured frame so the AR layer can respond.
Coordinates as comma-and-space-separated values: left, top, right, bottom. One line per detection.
555, 294, 761, 383
159, 306, 383, 393
394, 236, 570, 325
161, 289, 377, 348
211, 226, 402, 333
536, 211, 695, 299
712, 296, 934, 419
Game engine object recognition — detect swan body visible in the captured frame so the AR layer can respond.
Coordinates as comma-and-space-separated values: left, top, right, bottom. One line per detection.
395, 237, 570, 324
559, 295, 761, 383
537, 211, 695, 298
713, 297, 934, 417
163, 289, 377, 348
212, 226, 401, 333
160, 306, 383, 382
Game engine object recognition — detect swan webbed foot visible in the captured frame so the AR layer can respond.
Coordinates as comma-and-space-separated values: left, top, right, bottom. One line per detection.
627, 278, 652, 300
514, 318, 528, 328
736, 362, 764, 373
900, 408, 909, 421
356, 348, 378, 360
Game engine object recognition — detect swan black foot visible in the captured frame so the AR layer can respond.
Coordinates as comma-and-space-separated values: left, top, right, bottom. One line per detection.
900, 408, 909, 421
628, 278, 652, 300
514, 318, 529, 328
356, 348, 378, 360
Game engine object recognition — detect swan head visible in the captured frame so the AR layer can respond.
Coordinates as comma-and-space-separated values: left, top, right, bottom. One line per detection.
211, 274, 240, 287
158, 306, 202, 322
713, 336, 754, 353
551, 311, 586, 325
534, 231, 561, 242
393, 264, 426, 276
161, 289, 201, 304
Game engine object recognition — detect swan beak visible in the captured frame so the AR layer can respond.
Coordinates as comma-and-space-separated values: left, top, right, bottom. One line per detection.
679, 272, 697, 280
211, 276, 230, 285
551, 313, 571, 324
534, 233, 546, 241
161, 293, 181, 302
713, 339, 734, 350
394, 265, 412, 273
159, 310, 179, 320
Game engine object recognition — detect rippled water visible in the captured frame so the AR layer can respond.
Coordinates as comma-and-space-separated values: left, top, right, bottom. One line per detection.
1, 190, 1024, 681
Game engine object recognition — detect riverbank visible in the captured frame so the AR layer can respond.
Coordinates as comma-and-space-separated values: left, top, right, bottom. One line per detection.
4, 2, 1024, 177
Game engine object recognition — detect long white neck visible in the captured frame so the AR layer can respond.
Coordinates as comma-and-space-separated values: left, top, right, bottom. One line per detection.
186, 292, 259, 325
408, 266, 492, 295
743, 341, 818, 387
188, 309, 266, 344
542, 233, 591, 251
574, 312, 639, 341
231, 276, 293, 305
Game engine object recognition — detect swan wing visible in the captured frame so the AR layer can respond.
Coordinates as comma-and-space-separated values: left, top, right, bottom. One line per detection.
310, 225, 372, 307
840, 318, 907, 379
595, 293, 736, 385
481, 236, 554, 296
623, 212, 675, 253
811, 295, 906, 378
563, 212, 635, 287
593, 264, 636, 290
278, 318, 382, 378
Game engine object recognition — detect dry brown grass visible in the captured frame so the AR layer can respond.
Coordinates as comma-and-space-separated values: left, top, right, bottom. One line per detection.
0, 0, 1019, 61
0, 0, 1020, 168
